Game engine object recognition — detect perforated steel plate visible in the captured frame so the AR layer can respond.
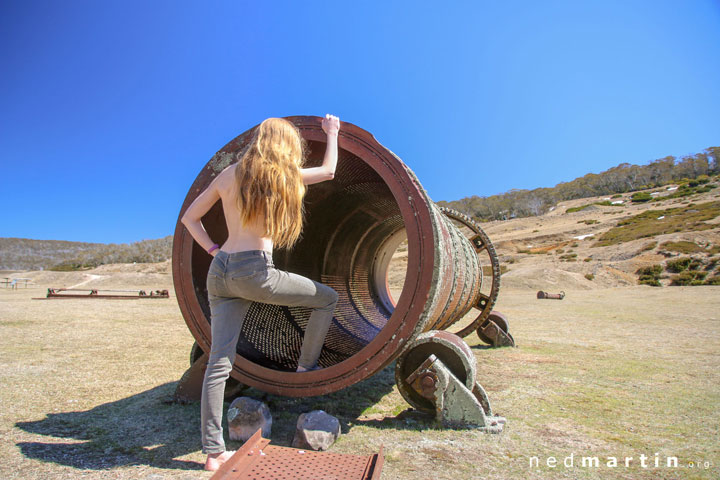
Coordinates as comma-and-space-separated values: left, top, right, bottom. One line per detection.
211, 430, 383, 480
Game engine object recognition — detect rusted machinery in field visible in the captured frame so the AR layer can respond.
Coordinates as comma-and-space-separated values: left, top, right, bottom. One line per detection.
34, 288, 169, 300
537, 290, 565, 300
172, 116, 512, 428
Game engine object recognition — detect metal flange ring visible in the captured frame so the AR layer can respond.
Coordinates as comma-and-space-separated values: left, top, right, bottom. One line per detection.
438, 207, 501, 338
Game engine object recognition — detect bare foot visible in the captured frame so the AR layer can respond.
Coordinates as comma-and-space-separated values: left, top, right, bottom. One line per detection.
204, 450, 235, 472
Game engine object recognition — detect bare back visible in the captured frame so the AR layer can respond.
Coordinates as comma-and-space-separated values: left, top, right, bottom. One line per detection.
214, 164, 274, 253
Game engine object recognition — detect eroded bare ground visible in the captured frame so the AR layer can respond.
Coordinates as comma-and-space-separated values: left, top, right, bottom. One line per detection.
1, 276, 718, 479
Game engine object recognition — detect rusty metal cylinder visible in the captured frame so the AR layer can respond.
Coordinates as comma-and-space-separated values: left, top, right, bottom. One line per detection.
173, 116, 483, 397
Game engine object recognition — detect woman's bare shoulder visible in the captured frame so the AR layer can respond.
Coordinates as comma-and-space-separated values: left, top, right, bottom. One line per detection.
213, 164, 237, 192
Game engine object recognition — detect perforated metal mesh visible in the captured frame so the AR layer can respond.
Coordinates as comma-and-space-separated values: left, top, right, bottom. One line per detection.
238, 445, 374, 479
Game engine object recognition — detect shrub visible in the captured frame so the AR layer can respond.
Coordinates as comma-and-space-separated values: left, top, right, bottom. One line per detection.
660, 241, 702, 254
670, 271, 708, 286
639, 277, 661, 287
636, 265, 663, 276
584, 273, 594, 281
705, 275, 720, 285
666, 257, 693, 273
584, 257, 592, 262
50, 261, 96, 271
637, 263, 663, 287
611, 194, 622, 198
631, 192, 653, 203
566, 204, 593, 213
642, 241, 658, 251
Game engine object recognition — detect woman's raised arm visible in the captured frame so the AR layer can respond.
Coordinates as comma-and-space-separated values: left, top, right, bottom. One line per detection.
301, 114, 340, 185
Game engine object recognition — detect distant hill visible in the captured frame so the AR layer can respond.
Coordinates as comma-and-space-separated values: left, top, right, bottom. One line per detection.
438, 146, 719, 221
0, 236, 173, 270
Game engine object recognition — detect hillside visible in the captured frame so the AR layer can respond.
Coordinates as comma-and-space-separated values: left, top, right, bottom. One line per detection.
483, 180, 720, 290
0, 236, 173, 271
438, 146, 719, 221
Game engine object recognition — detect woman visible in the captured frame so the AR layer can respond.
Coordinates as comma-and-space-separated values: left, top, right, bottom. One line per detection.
180, 114, 341, 471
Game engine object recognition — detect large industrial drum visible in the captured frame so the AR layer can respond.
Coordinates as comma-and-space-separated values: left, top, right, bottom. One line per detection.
172, 116, 496, 397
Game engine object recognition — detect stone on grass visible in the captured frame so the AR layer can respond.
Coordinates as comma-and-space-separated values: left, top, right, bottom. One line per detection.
227, 397, 272, 442
291, 410, 341, 451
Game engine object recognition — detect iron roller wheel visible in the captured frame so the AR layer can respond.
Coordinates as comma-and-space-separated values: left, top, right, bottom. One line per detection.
477, 311, 510, 345
395, 331, 477, 414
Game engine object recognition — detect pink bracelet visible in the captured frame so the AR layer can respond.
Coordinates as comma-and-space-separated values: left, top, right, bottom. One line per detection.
207, 244, 220, 254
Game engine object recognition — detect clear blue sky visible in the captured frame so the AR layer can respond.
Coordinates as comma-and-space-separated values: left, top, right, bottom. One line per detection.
1, 1, 719, 243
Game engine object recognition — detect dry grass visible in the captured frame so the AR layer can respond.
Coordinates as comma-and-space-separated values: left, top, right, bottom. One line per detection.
594, 201, 720, 247
2, 275, 719, 479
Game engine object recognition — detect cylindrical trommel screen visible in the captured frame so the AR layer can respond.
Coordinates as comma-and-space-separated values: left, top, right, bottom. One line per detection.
173, 116, 482, 397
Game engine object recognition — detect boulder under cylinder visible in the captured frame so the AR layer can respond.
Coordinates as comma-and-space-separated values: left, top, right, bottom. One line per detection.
172, 116, 496, 397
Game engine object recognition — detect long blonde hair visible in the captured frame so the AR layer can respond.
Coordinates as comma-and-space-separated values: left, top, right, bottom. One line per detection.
234, 118, 307, 249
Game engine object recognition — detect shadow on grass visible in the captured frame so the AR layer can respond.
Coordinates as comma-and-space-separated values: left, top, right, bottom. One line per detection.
16, 382, 205, 471
15, 363, 428, 471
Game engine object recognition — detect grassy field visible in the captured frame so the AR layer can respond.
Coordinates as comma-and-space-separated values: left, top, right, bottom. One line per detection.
1, 285, 718, 479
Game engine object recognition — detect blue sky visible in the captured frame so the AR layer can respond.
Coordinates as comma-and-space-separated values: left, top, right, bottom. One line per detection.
1, 1, 719, 243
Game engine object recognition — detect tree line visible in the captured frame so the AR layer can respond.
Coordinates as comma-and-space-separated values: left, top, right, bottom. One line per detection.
0, 236, 173, 271
437, 146, 720, 221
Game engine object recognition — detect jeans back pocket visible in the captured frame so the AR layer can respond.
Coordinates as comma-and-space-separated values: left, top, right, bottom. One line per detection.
228, 258, 266, 280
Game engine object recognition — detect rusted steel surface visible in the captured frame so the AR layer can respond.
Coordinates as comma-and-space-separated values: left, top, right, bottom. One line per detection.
34, 288, 169, 300
537, 290, 565, 300
437, 207, 501, 337
173, 116, 496, 397
211, 429, 383, 480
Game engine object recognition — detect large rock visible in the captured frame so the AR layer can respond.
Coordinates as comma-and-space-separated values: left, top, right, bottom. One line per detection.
227, 397, 272, 442
291, 410, 341, 451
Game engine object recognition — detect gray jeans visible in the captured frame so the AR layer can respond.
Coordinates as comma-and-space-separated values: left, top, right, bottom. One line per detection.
201, 249, 338, 454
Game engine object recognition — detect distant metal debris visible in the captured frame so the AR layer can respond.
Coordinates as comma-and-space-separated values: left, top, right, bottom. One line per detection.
537, 290, 565, 300
33, 288, 169, 300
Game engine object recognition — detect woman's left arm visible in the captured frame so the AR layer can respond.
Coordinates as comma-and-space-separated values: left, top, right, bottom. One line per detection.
301, 114, 340, 185
181, 174, 223, 256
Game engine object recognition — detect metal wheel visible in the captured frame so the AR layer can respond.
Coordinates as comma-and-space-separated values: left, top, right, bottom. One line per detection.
477, 311, 509, 345
395, 331, 476, 414
438, 207, 501, 338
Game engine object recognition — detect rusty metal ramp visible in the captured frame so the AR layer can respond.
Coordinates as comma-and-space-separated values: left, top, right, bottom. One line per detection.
211, 429, 383, 480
